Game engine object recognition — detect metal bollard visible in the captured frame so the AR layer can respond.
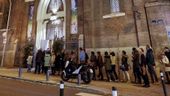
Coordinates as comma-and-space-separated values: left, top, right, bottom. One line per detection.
18, 66, 22, 78
60, 81, 64, 96
46, 70, 50, 81
160, 72, 167, 96
112, 86, 117, 96
77, 74, 81, 85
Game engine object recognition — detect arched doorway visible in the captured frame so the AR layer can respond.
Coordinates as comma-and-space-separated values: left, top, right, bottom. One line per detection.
36, 0, 66, 50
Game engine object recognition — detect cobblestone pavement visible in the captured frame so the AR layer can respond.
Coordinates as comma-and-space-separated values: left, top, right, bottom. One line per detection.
0, 68, 169, 96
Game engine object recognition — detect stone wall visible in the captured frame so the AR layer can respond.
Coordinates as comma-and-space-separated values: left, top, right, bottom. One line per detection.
78, 0, 149, 49
77, 0, 170, 57
9, 0, 29, 66
0, 0, 30, 67
1, 0, 170, 67
145, 1, 170, 57
0, 43, 18, 67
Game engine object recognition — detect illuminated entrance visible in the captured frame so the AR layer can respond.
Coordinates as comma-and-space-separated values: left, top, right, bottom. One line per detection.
36, 0, 66, 50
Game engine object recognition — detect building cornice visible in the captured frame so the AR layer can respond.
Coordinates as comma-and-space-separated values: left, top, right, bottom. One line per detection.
145, 1, 170, 7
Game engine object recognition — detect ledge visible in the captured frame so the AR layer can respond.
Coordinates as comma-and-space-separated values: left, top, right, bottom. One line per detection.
0, 29, 8, 32
103, 12, 125, 19
145, 2, 170, 7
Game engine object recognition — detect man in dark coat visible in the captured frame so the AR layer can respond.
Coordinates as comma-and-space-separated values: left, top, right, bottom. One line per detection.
132, 47, 142, 84
146, 45, 158, 83
35, 49, 44, 74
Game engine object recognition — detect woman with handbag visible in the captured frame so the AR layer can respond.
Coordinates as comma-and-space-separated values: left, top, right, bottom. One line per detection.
139, 48, 150, 87
121, 50, 130, 82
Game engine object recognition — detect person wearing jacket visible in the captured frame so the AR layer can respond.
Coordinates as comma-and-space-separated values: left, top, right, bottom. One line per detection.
121, 50, 130, 82
51, 51, 56, 75
79, 47, 86, 64
90, 51, 97, 80
132, 47, 142, 84
146, 45, 158, 83
139, 48, 150, 87
104, 52, 113, 82
160, 53, 170, 83
97, 51, 104, 80
110, 51, 118, 81
163, 47, 170, 83
44, 50, 51, 74
27, 52, 33, 72
35, 49, 44, 74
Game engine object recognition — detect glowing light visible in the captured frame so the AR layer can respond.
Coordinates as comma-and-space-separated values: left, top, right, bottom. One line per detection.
50, 15, 58, 21
52, 19, 61, 25
51, 8, 57, 14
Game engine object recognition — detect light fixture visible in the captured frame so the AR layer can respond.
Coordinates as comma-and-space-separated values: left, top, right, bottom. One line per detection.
2, 32, 7, 37
51, 8, 57, 14
52, 19, 61, 25
0, 12, 3, 15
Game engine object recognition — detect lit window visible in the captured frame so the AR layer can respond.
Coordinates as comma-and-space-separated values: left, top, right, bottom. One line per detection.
110, 0, 120, 13
47, 0, 64, 14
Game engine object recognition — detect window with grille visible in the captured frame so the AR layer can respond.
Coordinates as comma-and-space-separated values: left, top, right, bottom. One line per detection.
110, 0, 120, 12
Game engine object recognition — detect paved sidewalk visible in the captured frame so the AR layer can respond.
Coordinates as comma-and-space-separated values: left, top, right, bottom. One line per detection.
0, 67, 169, 96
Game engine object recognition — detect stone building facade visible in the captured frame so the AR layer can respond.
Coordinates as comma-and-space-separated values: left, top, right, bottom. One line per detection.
0, 0, 170, 66
79, 0, 170, 52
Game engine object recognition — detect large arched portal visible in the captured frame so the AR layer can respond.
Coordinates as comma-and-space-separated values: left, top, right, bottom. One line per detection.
36, 0, 66, 50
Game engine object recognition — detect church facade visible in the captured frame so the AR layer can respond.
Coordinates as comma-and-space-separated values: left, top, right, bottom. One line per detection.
0, 0, 170, 66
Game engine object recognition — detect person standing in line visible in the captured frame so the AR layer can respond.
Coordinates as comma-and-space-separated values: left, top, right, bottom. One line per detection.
60, 49, 65, 72
139, 48, 150, 87
55, 52, 62, 75
58, 52, 64, 75
97, 51, 104, 80
121, 50, 130, 82
35, 49, 43, 74
41, 50, 45, 73
90, 51, 97, 80
44, 50, 51, 74
84, 49, 89, 64
104, 51, 113, 82
51, 51, 56, 75
146, 45, 158, 83
132, 48, 142, 84
132, 48, 137, 83
110, 51, 118, 81
79, 47, 86, 64
164, 47, 170, 61
163, 47, 170, 83
159, 53, 170, 84
27, 52, 33, 72
70, 51, 77, 64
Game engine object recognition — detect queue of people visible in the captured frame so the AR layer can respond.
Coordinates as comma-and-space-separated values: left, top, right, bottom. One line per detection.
26, 45, 170, 88
31, 48, 66, 75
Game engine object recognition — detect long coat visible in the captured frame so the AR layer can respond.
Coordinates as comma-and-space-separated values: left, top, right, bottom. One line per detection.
146, 48, 155, 65
121, 55, 129, 71
104, 56, 111, 70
